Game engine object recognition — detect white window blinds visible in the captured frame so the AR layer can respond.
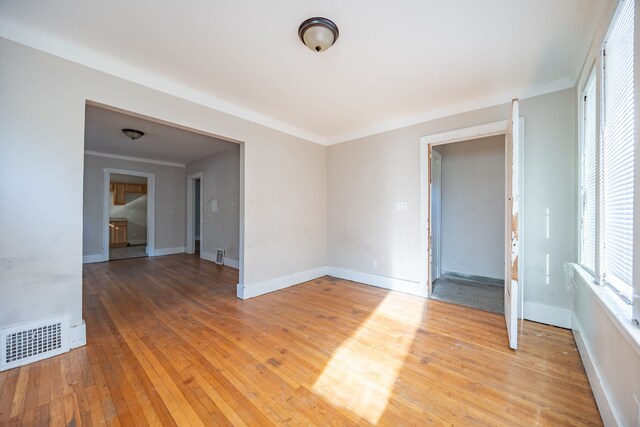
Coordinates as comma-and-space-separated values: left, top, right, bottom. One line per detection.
581, 74, 597, 274
602, 0, 634, 300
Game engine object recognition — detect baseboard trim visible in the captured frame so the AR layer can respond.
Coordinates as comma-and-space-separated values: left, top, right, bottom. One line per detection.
128, 239, 147, 246
83, 254, 105, 264
237, 266, 327, 300
70, 320, 86, 349
200, 251, 216, 263
224, 258, 239, 269
199, 252, 238, 269
523, 302, 572, 329
572, 315, 623, 427
153, 247, 186, 257
327, 266, 427, 298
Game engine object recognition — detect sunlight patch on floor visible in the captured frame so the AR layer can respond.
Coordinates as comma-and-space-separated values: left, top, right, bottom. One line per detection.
312, 293, 425, 424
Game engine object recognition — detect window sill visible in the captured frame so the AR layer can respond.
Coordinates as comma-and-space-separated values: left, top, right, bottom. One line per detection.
573, 265, 640, 357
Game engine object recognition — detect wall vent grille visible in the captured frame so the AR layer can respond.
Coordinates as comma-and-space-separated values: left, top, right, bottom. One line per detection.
1, 317, 70, 371
216, 249, 225, 265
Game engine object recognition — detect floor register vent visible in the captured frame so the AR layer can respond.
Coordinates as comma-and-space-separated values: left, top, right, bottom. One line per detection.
1, 316, 70, 371
216, 249, 225, 265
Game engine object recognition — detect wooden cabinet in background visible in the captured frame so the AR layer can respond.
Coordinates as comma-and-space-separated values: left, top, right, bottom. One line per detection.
110, 182, 147, 205
112, 182, 126, 205
125, 183, 147, 194
109, 220, 128, 248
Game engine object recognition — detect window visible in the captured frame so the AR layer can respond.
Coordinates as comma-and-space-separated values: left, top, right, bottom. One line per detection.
602, 0, 634, 301
580, 73, 597, 274
580, 0, 634, 303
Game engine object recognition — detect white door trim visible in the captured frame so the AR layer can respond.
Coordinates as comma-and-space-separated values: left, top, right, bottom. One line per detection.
419, 140, 430, 293
186, 172, 204, 255
422, 120, 509, 146
419, 119, 524, 316
431, 150, 442, 281
102, 168, 156, 261
238, 143, 245, 287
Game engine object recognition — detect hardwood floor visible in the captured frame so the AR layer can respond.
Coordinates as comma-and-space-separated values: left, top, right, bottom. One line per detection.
109, 245, 148, 261
0, 255, 602, 426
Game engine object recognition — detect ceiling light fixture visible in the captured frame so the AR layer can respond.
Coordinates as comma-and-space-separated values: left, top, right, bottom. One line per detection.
298, 17, 339, 52
122, 128, 144, 140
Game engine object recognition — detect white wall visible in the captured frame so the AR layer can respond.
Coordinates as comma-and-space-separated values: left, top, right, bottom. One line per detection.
0, 37, 326, 334
520, 90, 576, 327
438, 135, 505, 280
327, 88, 576, 327
83, 154, 186, 257
572, 269, 640, 426
186, 145, 240, 264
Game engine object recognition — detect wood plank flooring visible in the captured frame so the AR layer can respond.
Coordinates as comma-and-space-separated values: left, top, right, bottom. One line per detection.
109, 245, 147, 261
0, 254, 602, 426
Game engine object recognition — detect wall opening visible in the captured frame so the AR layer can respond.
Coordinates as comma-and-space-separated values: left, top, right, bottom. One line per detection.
430, 135, 506, 314
108, 172, 150, 261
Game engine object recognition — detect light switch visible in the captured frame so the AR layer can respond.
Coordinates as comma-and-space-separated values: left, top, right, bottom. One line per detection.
211, 200, 219, 212
395, 201, 408, 211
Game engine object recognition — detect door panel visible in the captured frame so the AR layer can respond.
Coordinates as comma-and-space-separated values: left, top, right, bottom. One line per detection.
505, 99, 520, 350
430, 151, 442, 282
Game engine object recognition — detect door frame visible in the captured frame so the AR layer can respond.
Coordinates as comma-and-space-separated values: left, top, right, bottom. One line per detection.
186, 172, 204, 255
430, 150, 442, 281
419, 119, 525, 318
102, 168, 156, 261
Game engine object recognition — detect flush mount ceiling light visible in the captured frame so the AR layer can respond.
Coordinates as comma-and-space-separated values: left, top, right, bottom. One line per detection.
122, 128, 144, 140
298, 17, 339, 52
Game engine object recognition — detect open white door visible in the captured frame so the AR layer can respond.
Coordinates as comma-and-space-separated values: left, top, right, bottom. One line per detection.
430, 150, 442, 283
505, 99, 520, 349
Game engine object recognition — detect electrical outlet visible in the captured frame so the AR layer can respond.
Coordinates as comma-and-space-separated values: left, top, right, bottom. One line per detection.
372, 260, 377, 268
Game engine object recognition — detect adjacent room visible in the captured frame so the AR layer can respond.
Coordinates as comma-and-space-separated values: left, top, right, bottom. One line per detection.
108, 172, 149, 260
1, 0, 639, 425
430, 136, 506, 314
82, 104, 241, 268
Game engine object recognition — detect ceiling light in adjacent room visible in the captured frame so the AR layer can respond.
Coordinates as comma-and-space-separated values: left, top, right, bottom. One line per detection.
298, 17, 339, 52
122, 128, 144, 140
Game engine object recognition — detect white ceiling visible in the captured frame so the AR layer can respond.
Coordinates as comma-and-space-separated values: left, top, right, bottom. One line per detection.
85, 105, 236, 165
1, 1, 605, 144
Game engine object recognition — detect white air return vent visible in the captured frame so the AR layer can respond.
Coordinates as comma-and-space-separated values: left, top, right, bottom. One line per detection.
216, 249, 225, 265
1, 316, 70, 371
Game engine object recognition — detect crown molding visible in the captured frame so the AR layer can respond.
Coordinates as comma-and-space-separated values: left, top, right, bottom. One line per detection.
325, 77, 575, 145
0, 18, 326, 145
85, 150, 185, 168
1, 19, 576, 148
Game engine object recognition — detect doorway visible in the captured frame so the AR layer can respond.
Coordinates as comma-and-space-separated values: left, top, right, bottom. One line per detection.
108, 172, 150, 260
186, 172, 204, 256
102, 168, 156, 262
429, 136, 506, 314
420, 105, 523, 350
